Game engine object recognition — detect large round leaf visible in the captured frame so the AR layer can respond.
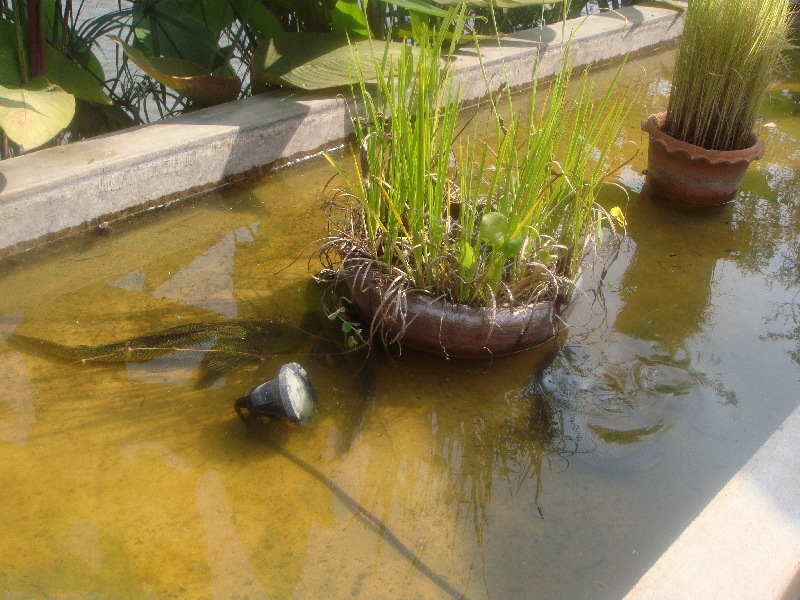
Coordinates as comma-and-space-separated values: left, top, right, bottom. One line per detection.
110, 36, 241, 107
252, 33, 413, 91
0, 79, 76, 150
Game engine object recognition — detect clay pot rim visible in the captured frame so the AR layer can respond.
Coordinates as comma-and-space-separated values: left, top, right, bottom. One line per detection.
641, 111, 765, 167
346, 261, 571, 327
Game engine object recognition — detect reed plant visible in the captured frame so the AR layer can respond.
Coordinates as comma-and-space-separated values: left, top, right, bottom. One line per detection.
321, 9, 632, 311
665, 0, 790, 152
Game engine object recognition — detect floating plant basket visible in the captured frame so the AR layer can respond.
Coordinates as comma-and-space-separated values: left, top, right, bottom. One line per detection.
642, 112, 766, 207
347, 266, 572, 359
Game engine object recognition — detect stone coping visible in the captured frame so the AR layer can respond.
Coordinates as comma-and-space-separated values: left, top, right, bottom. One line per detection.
0, 4, 684, 258
623, 401, 800, 600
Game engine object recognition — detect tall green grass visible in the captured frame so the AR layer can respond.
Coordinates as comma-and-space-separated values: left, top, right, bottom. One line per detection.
666, 0, 790, 152
324, 9, 632, 309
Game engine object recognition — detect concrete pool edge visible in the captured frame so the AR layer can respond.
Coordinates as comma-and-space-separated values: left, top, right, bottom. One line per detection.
623, 401, 800, 600
0, 4, 685, 258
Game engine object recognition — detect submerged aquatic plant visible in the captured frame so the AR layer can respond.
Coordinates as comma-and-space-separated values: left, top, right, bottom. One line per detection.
321, 8, 632, 313
665, 0, 790, 151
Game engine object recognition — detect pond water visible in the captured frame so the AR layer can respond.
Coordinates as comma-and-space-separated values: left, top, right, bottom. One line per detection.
1, 45, 799, 599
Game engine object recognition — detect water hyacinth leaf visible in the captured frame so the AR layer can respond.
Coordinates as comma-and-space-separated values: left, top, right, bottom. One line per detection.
0, 79, 75, 150
252, 33, 411, 90
0, 19, 111, 105
459, 244, 476, 269
610, 206, 627, 228
539, 248, 556, 263
110, 36, 241, 106
479, 212, 509, 246
331, 0, 370, 38
501, 236, 524, 258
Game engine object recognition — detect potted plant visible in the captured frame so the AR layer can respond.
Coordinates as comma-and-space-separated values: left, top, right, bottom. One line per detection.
642, 0, 790, 206
319, 11, 631, 358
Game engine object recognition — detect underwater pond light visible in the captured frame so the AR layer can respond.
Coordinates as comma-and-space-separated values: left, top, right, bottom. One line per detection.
235, 363, 318, 425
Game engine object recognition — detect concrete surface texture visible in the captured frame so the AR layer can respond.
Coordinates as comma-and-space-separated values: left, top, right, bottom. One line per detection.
623, 403, 800, 600
0, 4, 684, 257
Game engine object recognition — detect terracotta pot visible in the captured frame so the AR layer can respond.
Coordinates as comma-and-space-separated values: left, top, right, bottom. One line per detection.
641, 112, 765, 206
347, 267, 571, 359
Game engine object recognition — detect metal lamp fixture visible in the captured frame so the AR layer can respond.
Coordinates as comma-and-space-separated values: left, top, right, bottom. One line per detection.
235, 363, 318, 425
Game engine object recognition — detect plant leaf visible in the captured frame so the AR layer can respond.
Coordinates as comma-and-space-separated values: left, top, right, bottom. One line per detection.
382, 0, 449, 17
500, 236, 524, 258
539, 248, 556, 263
110, 36, 241, 107
439, 0, 563, 6
0, 18, 111, 105
459, 243, 476, 269
131, 0, 221, 68
0, 79, 75, 150
610, 206, 627, 228
252, 33, 411, 91
331, 0, 370, 38
229, 0, 284, 40
595, 213, 604, 245
479, 212, 509, 246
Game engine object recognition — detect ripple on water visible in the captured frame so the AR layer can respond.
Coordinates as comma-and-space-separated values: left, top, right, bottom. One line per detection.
538, 339, 700, 471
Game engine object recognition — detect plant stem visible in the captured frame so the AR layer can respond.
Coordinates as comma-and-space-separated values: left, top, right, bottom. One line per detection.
26, 0, 46, 78
13, 0, 28, 84
61, 0, 71, 55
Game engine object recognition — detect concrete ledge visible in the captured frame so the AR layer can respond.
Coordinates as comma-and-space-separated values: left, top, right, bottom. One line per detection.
623, 402, 800, 600
0, 5, 684, 257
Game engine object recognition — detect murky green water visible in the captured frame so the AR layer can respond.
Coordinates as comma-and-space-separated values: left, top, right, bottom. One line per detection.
1, 46, 799, 599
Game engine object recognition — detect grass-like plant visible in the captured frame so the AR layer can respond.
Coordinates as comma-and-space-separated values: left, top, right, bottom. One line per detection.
665, 0, 790, 152
321, 9, 632, 312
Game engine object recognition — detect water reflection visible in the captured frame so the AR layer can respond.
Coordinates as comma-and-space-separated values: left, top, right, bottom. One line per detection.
123, 442, 192, 473
195, 470, 270, 600
63, 518, 102, 573
152, 223, 259, 319
110, 267, 146, 292
0, 353, 35, 447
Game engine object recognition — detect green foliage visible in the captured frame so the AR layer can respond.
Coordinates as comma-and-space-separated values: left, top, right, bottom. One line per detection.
0, 78, 75, 149
331, 0, 370, 37
666, 0, 790, 151
252, 32, 412, 90
325, 9, 632, 308
0, 17, 110, 104
110, 36, 241, 106
0, 0, 629, 152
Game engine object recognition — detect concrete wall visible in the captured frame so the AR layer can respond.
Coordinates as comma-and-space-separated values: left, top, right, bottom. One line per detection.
0, 4, 684, 258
